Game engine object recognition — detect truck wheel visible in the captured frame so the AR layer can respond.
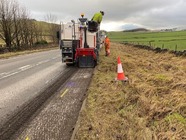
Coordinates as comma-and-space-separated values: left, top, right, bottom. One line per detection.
66, 63, 73, 66
94, 60, 97, 67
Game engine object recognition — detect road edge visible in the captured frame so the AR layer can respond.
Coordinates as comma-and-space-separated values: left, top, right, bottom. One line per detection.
70, 68, 96, 140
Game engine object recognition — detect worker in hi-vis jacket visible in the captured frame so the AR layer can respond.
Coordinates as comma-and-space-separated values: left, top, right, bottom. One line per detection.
91, 11, 105, 51
104, 35, 110, 56
91, 11, 104, 25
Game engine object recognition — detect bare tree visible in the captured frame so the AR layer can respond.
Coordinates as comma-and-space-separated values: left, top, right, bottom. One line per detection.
12, 1, 23, 49
0, 0, 15, 50
0, 0, 38, 51
44, 13, 59, 44
0, 0, 51, 51
13, 4, 36, 49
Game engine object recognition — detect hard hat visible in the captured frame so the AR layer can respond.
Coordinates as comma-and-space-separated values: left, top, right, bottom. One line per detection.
100, 11, 104, 16
81, 13, 84, 18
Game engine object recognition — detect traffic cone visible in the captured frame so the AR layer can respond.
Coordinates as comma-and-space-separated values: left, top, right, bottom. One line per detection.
116, 56, 128, 81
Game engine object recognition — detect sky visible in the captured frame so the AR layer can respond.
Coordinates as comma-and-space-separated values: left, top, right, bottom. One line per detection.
17, 0, 186, 31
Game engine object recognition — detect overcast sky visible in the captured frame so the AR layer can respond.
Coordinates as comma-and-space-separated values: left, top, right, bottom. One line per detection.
17, 0, 186, 31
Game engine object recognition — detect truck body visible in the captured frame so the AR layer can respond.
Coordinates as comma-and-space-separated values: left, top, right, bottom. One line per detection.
58, 16, 100, 67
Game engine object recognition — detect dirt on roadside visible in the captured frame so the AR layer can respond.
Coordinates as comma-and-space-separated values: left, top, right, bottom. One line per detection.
74, 42, 186, 140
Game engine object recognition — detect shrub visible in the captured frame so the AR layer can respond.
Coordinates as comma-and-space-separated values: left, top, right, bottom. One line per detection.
35, 40, 48, 45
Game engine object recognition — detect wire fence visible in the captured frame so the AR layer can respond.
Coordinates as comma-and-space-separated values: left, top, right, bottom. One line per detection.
124, 41, 185, 52
123, 41, 186, 56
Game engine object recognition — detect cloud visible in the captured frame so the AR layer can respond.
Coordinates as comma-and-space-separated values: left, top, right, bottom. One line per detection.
18, 0, 186, 31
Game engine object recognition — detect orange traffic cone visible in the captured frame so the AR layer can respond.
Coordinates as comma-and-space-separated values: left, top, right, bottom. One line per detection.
116, 56, 128, 81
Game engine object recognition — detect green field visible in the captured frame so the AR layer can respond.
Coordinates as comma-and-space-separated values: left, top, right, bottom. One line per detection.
108, 31, 186, 51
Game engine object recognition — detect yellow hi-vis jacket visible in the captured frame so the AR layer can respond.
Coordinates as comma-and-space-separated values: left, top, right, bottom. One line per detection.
92, 12, 103, 24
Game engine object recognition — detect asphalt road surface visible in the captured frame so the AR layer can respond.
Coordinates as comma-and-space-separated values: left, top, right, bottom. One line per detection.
10, 68, 93, 140
0, 49, 64, 129
0, 49, 94, 140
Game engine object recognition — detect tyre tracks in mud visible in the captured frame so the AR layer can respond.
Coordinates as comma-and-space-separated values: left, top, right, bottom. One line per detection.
0, 67, 94, 140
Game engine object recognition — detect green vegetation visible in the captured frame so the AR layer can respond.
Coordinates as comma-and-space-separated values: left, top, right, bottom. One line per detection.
35, 40, 48, 45
108, 31, 186, 51
74, 43, 186, 140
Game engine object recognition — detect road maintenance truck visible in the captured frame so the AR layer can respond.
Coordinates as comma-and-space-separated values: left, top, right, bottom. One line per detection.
57, 14, 100, 67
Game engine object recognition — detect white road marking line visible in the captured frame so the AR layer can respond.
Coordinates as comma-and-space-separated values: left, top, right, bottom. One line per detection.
0, 57, 56, 80
0, 71, 19, 80
36, 60, 50, 65
19, 65, 31, 71
0, 72, 7, 76
0, 65, 32, 80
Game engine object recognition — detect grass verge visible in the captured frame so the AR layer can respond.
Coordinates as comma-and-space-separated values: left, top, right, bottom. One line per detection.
74, 43, 186, 140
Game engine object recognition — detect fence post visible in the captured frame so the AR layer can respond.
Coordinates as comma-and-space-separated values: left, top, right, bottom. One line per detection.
149, 42, 151, 46
162, 44, 164, 49
175, 44, 177, 51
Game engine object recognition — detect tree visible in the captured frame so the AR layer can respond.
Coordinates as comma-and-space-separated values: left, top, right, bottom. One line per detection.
44, 13, 59, 43
0, 0, 50, 51
0, 0, 15, 50
0, 0, 32, 50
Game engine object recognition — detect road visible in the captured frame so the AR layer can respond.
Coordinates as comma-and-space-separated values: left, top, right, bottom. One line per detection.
0, 49, 64, 127
10, 68, 93, 140
0, 49, 94, 140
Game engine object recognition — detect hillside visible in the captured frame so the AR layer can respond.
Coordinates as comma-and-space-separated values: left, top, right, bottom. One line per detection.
123, 28, 149, 32
74, 43, 186, 140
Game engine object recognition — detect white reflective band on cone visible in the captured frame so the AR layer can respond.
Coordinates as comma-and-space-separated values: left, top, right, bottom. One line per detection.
117, 63, 123, 73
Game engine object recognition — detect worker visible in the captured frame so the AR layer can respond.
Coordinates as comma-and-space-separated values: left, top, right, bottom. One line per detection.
91, 11, 105, 51
104, 35, 110, 56
91, 11, 104, 25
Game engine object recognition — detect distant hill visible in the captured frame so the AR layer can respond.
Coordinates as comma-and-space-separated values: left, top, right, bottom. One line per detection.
123, 28, 149, 32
